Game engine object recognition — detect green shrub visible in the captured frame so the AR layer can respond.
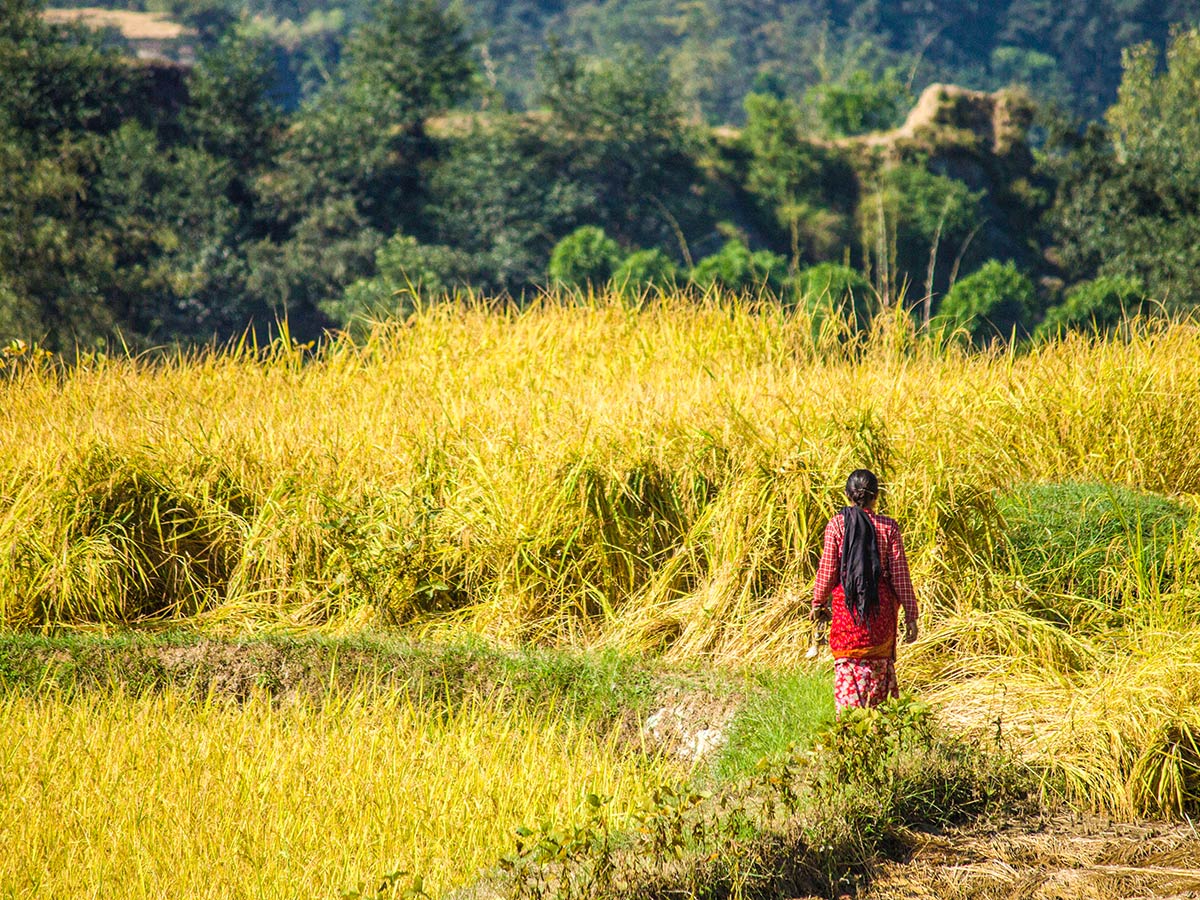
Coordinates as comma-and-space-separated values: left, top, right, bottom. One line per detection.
325, 234, 473, 328
997, 482, 1191, 602
796, 262, 874, 331
612, 248, 678, 293
809, 68, 910, 137
935, 260, 1035, 342
547, 226, 622, 288
1035, 275, 1144, 339
807, 696, 1028, 837
690, 238, 787, 293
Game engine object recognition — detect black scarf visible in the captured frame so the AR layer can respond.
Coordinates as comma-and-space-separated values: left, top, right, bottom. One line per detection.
840, 505, 880, 622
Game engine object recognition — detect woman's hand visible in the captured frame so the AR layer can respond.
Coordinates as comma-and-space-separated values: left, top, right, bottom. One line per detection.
904, 619, 919, 644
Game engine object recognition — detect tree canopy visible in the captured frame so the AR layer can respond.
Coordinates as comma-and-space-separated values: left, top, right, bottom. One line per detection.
4, 0, 1200, 349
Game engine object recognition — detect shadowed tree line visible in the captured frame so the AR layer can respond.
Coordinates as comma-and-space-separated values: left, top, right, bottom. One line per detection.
3, 0, 1200, 350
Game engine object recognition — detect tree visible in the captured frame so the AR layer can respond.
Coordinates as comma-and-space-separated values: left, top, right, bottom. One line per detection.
548, 226, 622, 289
990, 45, 1068, 100
1034, 275, 1144, 340
338, 0, 476, 126
740, 93, 854, 266
167, 0, 240, 50
427, 117, 591, 294
185, 29, 282, 175
244, 197, 383, 335
0, 0, 132, 153
934, 260, 1034, 342
253, 0, 478, 332
539, 47, 702, 252
1048, 28, 1200, 307
89, 122, 242, 340
0, 1, 219, 347
0, 132, 116, 348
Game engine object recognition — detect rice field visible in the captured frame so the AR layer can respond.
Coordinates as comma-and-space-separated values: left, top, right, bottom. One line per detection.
3, 294, 1200, 896
0, 686, 682, 898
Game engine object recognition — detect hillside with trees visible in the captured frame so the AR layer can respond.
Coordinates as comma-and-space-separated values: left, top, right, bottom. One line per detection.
64, 0, 1199, 122
4, 0, 1200, 350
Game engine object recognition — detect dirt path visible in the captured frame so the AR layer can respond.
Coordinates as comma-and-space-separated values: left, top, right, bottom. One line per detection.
866, 816, 1200, 899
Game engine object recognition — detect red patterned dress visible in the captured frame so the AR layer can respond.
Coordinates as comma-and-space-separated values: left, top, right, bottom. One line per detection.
812, 509, 918, 712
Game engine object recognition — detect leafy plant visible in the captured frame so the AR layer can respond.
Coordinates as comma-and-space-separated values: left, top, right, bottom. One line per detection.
503, 696, 1028, 899
935, 259, 1035, 342
810, 67, 911, 137
326, 234, 475, 328
611, 248, 678, 293
690, 238, 787, 294
1035, 275, 1144, 339
548, 226, 623, 289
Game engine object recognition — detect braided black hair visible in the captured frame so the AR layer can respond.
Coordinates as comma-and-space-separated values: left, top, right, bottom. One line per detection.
845, 469, 879, 508
841, 469, 881, 621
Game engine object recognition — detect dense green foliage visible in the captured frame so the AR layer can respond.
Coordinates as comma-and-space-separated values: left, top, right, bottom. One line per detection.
548, 226, 622, 288
1035, 275, 1144, 339
690, 238, 788, 294
157, 0, 1199, 124
6, 0, 1200, 348
811, 66, 911, 136
935, 260, 1035, 342
612, 248, 678, 293
1048, 29, 1200, 308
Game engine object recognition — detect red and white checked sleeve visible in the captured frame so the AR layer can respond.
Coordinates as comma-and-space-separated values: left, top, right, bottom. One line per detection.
889, 527, 919, 624
812, 515, 843, 610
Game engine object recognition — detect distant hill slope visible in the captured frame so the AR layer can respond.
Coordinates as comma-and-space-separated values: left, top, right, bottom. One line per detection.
42, 6, 196, 63
42, 0, 1200, 123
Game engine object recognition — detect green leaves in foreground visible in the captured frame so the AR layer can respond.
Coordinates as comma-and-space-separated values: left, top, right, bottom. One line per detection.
501, 696, 1029, 899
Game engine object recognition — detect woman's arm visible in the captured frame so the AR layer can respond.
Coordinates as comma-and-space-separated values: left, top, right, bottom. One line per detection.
889, 529, 919, 642
811, 518, 841, 620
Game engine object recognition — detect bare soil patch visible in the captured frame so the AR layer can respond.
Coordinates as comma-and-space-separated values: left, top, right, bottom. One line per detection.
42, 7, 192, 40
866, 815, 1200, 899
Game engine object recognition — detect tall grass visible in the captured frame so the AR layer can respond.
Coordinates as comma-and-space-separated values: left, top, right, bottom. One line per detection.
0, 686, 682, 899
6, 298, 1200, 644
4, 293, 1200, 814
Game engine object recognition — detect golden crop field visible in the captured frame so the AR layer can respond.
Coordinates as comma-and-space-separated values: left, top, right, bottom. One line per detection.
3, 295, 1200, 897
1, 686, 681, 899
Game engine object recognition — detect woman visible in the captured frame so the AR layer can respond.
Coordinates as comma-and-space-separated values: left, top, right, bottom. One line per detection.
811, 469, 919, 711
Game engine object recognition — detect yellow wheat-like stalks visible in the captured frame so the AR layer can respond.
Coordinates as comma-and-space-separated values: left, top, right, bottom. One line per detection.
4, 292, 1200, 814
0, 686, 681, 899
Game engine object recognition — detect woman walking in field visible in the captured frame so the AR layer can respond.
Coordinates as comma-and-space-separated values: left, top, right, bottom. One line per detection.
811, 469, 919, 711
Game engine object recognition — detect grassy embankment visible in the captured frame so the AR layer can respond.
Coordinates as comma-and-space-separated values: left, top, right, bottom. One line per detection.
3, 295, 1200, 895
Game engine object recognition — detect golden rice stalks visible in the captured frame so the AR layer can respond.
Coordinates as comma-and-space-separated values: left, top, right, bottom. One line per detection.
5, 297, 1200, 650
0, 687, 681, 898
926, 629, 1200, 818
